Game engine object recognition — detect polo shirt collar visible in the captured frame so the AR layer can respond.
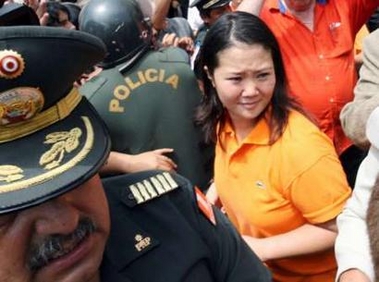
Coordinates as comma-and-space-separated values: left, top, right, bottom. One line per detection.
222, 116, 270, 145
278, 0, 327, 13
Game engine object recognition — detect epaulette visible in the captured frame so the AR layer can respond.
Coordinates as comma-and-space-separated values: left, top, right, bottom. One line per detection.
157, 47, 189, 64
79, 74, 107, 100
123, 172, 179, 207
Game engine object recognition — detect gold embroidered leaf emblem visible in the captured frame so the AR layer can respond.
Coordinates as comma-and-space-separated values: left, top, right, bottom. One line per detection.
39, 127, 82, 170
65, 128, 82, 152
0, 165, 24, 182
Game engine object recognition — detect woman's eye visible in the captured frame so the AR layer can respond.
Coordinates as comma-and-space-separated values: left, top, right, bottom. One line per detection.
257, 73, 269, 79
257, 72, 274, 81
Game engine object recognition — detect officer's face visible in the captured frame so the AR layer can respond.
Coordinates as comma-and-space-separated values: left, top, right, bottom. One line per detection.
0, 175, 110, 282
203, 5, 232, 26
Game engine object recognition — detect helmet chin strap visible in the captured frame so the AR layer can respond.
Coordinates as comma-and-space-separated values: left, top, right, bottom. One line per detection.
118, 44, 152, 75
117, 17, 153, 73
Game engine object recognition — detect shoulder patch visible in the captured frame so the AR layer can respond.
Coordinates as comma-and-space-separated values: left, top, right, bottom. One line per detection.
195, 187, 216, 226
157, 47, 189, 64
79, 75, 108, 100
127, 172, 179, 206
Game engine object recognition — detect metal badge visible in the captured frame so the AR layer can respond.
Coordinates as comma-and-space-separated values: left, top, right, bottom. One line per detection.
134, 234, 151, 252
0, 50, 25, 79
0, 87, 44, 126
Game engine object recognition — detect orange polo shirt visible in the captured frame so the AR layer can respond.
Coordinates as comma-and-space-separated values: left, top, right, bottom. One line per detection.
260, 0, 379, 155
214, 111, 351, 282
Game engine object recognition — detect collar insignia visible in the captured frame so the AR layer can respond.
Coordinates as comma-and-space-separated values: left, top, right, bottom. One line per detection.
134, 234, 152, 252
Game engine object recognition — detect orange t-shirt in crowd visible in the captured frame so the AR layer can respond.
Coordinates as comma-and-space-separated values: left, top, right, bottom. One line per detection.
260, 0, 379, 155
214, 111, 352, 282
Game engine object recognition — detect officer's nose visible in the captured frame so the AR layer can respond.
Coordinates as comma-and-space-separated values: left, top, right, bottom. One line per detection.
30, 192, 80, 236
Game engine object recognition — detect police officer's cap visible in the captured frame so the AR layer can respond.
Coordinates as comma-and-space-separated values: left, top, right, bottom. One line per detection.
0, 2, 39, 26
190, 0, 230, 10
0, 26, 111, 214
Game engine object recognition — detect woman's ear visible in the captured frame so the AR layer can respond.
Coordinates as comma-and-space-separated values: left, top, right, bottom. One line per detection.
204, 66, 215, 87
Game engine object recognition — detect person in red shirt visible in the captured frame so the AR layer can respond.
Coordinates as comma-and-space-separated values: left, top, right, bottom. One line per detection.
238, 0, 379, 188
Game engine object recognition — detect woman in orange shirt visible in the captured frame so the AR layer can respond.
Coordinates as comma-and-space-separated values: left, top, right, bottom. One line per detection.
196, 12, 351, 281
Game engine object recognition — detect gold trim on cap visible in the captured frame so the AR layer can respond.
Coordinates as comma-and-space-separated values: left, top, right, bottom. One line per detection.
0, 88, 82, 143
203, 0, 221, 9
0, 116, 94, 194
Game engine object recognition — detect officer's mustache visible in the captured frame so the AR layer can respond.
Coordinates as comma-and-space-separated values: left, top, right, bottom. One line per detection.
27, 217, 96, 271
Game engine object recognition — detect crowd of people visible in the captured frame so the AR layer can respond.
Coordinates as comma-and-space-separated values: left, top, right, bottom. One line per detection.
1, 0, 379, 281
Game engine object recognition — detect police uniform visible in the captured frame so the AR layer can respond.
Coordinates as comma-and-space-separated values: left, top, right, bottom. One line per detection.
100, 170, 272, 282
79, 0, 214, 191
80, 47, 213, 190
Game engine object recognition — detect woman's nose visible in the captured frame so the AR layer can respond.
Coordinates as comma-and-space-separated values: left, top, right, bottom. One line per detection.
242, 80, 259, 96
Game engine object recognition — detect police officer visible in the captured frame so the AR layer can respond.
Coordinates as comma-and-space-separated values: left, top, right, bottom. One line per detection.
79, 0, 213, 191
0, 24, 271, 281
189, 0, 231, 71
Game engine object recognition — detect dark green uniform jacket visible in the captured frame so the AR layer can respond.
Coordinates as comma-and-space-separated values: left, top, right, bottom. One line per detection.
100, 170, 272, 282
80, 47, 213, 191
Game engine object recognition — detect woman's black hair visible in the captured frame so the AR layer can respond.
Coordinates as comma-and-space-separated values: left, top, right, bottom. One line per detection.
195, 11, 313, 145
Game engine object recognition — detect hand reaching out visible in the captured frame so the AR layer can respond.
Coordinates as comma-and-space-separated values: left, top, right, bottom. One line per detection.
128, 148, 177, 173
161, 33, 194, 55
101, 149, 178, 175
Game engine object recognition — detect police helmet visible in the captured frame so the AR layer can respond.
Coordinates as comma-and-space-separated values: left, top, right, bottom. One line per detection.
79, 0, 152, 69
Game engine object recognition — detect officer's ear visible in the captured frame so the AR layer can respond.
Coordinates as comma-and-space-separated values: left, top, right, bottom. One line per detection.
204, 65, 215, 88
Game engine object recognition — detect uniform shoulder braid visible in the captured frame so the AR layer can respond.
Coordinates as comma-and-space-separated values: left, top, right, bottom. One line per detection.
101, 170, 218, 225
102, 171, 179, 208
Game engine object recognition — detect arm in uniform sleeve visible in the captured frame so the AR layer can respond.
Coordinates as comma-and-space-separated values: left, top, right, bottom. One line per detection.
176, 174, 271, 282
202, 204, 271, 281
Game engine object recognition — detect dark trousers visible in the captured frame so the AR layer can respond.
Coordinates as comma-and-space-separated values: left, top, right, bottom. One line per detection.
339, 145, 368, 189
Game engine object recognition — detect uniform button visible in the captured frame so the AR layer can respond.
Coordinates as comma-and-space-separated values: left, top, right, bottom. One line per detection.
128, 193, 135, 200
330, 98, 334, 103
325, 76, 330, 81
319, 54, 324, 59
